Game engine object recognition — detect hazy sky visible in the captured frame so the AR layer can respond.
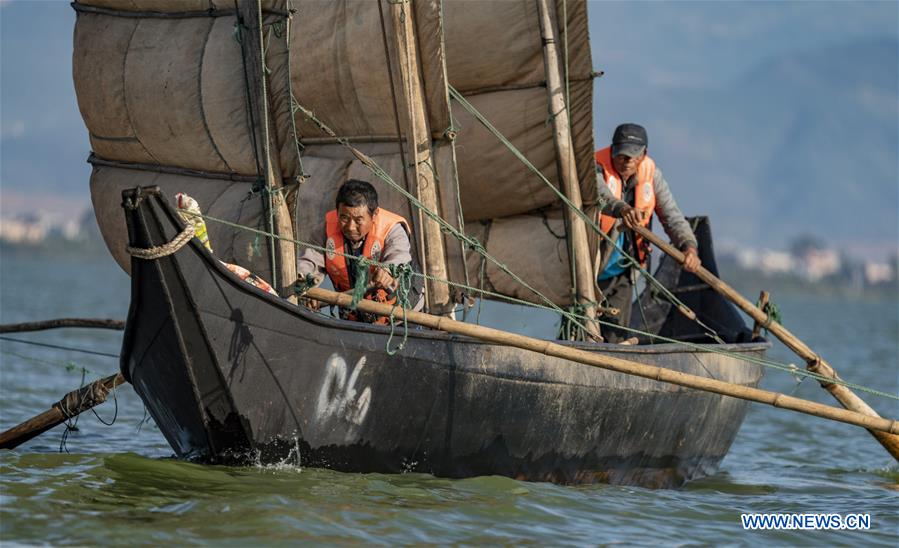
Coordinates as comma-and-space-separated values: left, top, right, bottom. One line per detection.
1, 0, 897, 244
590, 0, 899, 139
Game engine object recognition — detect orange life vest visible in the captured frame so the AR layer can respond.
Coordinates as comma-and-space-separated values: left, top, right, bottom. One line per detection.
324, 207, 411, 292
594, 147, 657, 265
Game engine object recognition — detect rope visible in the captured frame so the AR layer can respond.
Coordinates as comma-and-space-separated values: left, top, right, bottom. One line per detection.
282, 0, 309, 266
350, 257, 372, 309
233, 9, 278, 290
57, 377, 114, 420
0, 348, 97, 378
126, 223, 195, 259
91, 383, 119, 427
0, 336, 120, 359
55, 370, 120, 452
437, 0, 472, 319
376, 0, 413, 202
760, 299, 783, 330
384, 263, 413, 355
59, 368, 87, 453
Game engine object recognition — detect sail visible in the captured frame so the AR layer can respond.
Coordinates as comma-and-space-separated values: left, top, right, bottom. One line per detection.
443, 0, 596, 307
73, 0, 291, 282
73, 0, 594, 307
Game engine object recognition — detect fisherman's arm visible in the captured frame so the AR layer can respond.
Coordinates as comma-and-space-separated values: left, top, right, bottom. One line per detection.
296, 223, 327, 308
652, 169, 701, 272
596, 167, 629, 217
596, 166, 649, 229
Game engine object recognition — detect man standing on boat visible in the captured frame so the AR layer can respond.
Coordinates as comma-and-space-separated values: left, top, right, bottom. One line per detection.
296, 179, 424, 323
595, 123, 701, 343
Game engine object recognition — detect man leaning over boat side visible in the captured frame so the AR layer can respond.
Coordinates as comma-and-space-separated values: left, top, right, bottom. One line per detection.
295, 179, 425, 323
595, 123, 701, 343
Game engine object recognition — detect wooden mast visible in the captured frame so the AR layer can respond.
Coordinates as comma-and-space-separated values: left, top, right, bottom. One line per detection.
237, 0, 296, 301
387, 1, 453, 315
536, 0, 600, 339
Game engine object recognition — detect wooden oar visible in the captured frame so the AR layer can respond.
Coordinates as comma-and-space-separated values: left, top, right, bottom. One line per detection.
632, 224, 899, 461
305, 287, 899, 437
0, 373, 126, 450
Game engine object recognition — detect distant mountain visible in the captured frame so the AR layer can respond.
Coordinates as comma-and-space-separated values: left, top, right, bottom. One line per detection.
596, 38, 898, 257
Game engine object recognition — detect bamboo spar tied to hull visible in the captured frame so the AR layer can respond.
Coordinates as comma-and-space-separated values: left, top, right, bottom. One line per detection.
631, 225, 899, 461
0, 374, 126, 450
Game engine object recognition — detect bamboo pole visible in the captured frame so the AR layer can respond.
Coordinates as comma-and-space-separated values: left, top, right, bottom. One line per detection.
632, 224, 899, 461
237, 0, 296, 302
388, 1, 452, 316
536, 0, 600, 340
305, 286, 899, 436
0, 373, 126, 450
0, 319, 124, 334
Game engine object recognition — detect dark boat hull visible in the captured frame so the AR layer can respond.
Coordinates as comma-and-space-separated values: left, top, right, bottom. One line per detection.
122, 188, 766, 487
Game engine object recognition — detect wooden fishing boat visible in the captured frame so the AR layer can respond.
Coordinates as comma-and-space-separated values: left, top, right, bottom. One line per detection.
73, 0, 768, 486
121, 186, 764, 487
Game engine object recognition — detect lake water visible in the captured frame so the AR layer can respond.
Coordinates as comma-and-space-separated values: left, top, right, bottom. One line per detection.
1, 252, 897, 545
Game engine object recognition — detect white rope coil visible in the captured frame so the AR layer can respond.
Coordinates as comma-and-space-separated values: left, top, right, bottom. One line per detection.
126, 224, 196, 260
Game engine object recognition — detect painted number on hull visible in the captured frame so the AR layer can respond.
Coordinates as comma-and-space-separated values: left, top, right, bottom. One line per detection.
316, 353, 372, 427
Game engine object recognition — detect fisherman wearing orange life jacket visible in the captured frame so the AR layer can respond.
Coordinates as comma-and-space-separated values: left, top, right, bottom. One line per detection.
296, 179, 424, 323
595, 123, 701, 343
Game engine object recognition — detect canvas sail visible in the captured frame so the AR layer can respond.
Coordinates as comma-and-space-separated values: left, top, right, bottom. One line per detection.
73, 0, 595, 308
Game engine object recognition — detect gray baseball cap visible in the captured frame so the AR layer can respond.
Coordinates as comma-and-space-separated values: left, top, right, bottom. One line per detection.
611, 123, 648, 158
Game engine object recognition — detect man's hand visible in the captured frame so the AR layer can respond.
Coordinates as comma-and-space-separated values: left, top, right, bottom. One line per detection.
620, 205, 649, 229
300, 297, 321, 311
682, 247, 701, 273
371, 267, 397, 291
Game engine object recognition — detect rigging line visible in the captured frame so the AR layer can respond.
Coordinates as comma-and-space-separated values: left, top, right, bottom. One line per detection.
260, 15, 279, 291
0, 336, 120, 359
559, 0, 581, 330
437, 0, 472, 317
448, 86, 715, 339
377, 0, 413, 208
0, 348, 99, 377
632, 269, 660, 346
377, 0, 426, 288
563, 0, 571, 116
282, 0, 307, 184
234, 0, 278, 290
283, 0, 307, 262
189, 210, 898, 401
290, 103, 593, 333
